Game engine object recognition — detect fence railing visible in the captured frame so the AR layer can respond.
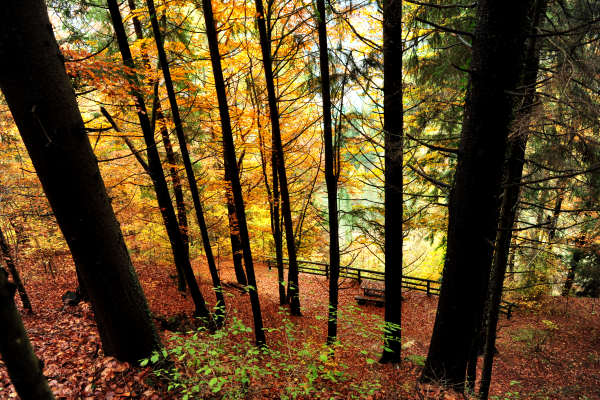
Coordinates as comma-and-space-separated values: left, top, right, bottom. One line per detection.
264, 257, 515, 319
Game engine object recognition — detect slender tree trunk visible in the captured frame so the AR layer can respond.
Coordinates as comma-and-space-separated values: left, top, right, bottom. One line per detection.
225, 177, 248, 286
272, 166, 287, 305
0, 225, 33, 313
199, 0, 266, 345
253, 0, 302, 316
248, 71, 286, 304
127, 0, 189, 291
106, 0, 211, 320
0, 0, 161, 362
478, 3, 546, 397
380, 0, 404, 363
0, 268, 54, 400
562, 248, 581, 296
145, 0, 226, 324
100, 106, 188, 292
421, 0, 534, 390
315, 0, 340, 346
155, 103, 190, 256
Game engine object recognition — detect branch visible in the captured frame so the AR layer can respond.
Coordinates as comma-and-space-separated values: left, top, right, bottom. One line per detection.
415, 17, 474, 39
405, 0, 477, 9
405, 132, 458, 154
100, 107, 150, 173
407, 164, 451, 189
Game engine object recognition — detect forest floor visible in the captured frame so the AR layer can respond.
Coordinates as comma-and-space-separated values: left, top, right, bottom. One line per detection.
1, 257, 599, 399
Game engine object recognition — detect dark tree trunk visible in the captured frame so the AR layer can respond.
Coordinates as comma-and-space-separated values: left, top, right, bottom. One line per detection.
421, 0, 534, 390
155, 102, 190, 259
272, 163, 287, 305
106, 0, 212, 320
253, 0, 302, 316
100, 106, 188, 292
478, 2, 546, 397
199, 0, 266, 345
562, 249, 581, 297
145, 0, 226, 325
0, 0, 161, 362
225, 178, 248, 286
0, 225, 33, 313
547, 186, 565, 242
128, 0, 189, 291
0, 268, 54, 399
315, 0, 340, 346
380, 0, 403, 364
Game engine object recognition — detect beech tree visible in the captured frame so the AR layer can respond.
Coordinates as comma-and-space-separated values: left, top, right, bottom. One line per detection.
0, 0, 161, 362
145, 0, 226, 324
200, 0, 267, 345
253, 0, 302, 315
105, 0, 212, 320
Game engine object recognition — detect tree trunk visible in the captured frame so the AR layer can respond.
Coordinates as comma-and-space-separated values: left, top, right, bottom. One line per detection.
478, 2, 546, 397
100, 106, 188, 292
128, 0, 190, 291
225, 177, 248, 286
380, 0, 404, 364
199, 0, 266, 345
253, 0, 302, 316
247, 70, 286, 304
0, 0, 161, 362
421, 0, 534, 390
315, 0, 340, 345
562, 249, 582, 296
0, 268, 54, 399
272, 162, 287, 305
0, 225, 33, 313
145, 0, 226, 324
106, 0, 212, 320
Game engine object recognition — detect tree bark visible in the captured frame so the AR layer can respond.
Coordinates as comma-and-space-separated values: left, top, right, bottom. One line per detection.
315, 0, 341, 346
106, 0, 211, 320
225, 177, 248, 286
199, 0, 266, 345
478, 2, 546, 397
421, 0, 534, 390
100, 106, 188, 292
380, 0, 404, 364
0, 225, 33, 313
128, 0, 190, 291
145, 0, 226, 324
0, 268, 54, 400
253, 0, 302, 316
562, 248, 582, 296
0, 0, 161, 362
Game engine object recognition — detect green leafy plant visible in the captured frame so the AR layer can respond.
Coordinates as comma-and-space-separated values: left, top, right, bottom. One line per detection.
140, 307, 382, 399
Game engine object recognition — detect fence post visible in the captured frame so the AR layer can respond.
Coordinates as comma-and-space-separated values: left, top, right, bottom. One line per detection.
426, 281, 431, 296
507, 304, 512, 320
357, 270, 361, 284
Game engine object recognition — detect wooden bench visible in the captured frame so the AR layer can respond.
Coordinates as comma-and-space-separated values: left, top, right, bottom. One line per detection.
360, 280, 385, 298
355, 295, 385, 307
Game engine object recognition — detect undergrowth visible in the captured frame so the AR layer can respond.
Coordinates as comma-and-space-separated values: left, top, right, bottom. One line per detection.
141, 305, 383, 399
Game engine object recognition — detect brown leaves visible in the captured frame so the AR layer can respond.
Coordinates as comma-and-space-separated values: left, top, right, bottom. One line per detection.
1, 257, 599, 399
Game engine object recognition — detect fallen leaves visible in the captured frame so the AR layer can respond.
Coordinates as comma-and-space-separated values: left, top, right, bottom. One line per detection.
0, 256, 599, 399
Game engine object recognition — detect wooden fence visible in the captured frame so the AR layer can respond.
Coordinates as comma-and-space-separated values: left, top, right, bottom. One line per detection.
265, 257, 516, 319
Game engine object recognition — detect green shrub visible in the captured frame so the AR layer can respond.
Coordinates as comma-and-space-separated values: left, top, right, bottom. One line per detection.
141, 307, 382, 399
